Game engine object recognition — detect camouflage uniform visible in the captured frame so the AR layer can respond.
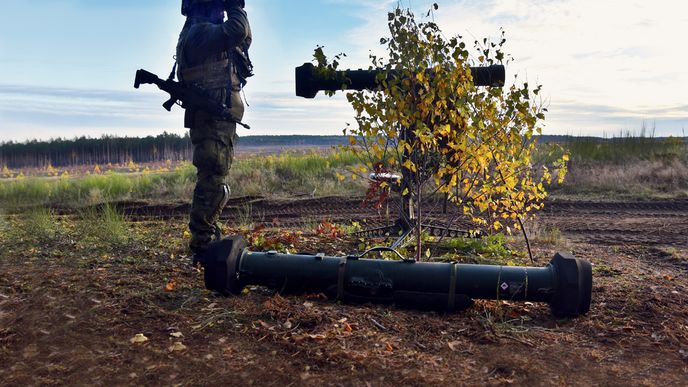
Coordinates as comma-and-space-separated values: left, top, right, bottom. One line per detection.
176, 3, 252, 253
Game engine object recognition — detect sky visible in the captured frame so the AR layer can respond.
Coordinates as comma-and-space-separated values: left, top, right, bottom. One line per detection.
0, 0, 686, 142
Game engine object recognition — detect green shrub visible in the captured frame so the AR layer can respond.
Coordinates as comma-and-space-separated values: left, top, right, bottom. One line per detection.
77, 205, 130, 248
439, 234, 515, 265
23, 207, 59, 242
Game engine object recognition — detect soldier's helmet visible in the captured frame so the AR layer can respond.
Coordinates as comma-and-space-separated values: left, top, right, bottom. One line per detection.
182, 0, 243, 16
181, 0, 222, 16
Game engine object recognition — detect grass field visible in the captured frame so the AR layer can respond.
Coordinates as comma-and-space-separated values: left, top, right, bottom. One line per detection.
2, 135, 686, 209
545, 135, 688, 198
0, 149, 364, 208
2, 137, 688, 385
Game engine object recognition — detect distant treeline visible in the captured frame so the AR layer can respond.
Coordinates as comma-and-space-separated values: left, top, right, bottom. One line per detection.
2, 133, 685, 169
0, 133, 193, 169
0, 134, 350, 169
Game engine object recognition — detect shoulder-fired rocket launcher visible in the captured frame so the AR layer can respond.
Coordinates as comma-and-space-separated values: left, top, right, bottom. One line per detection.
202, 237, 592, 318
295, 62, 505, 98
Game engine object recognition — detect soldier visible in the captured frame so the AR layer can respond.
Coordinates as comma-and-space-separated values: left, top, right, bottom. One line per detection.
177, 0, 252, 264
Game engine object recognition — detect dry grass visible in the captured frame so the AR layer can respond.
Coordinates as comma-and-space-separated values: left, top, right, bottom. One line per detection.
557, 158, 688, 198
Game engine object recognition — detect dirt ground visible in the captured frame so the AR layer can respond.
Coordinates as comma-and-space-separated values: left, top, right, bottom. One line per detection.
1, 197, 687, 386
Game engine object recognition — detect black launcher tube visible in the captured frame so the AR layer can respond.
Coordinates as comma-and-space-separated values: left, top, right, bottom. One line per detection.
203, 237, 592, 318
295, 62, 505, 98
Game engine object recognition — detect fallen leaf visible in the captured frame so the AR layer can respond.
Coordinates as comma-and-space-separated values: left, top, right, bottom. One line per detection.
130, 334, 149, 344
447, 341, 461, 351
343, 323, 353, 333
283, 321, 293, 329
308, 334, 327, 340
165, 280, 177, 292
170, 332, 184, 338
169, 342, 187, 352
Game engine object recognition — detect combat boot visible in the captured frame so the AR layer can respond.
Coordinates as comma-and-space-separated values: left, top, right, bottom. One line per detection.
191, 247, 208, 268
190, 233, 213, 268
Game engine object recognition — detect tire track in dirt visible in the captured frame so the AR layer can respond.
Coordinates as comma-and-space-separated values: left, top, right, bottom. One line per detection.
540, 200, 688, 247
110, 197, 688, 247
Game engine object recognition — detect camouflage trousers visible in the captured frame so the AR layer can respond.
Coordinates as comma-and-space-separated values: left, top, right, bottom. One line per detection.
188, 110, 236, 254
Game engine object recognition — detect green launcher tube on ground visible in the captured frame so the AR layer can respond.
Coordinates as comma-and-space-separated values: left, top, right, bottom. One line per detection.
202, 236, 592, 318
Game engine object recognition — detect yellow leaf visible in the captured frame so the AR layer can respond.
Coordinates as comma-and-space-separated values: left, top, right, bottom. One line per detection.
168, 342, 187, 352
130, 334, 149, 344
403, 159, 417, 173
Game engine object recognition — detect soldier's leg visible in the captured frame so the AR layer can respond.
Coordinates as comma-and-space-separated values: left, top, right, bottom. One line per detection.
189, 137, 233, 254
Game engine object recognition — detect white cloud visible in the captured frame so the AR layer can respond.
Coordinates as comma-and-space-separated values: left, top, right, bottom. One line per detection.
0, 84, 355, 141
1, 0, 686, 140
321, 0, 688, 135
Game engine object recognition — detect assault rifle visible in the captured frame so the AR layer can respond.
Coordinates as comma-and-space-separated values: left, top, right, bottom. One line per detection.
134, 69, 250, 129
